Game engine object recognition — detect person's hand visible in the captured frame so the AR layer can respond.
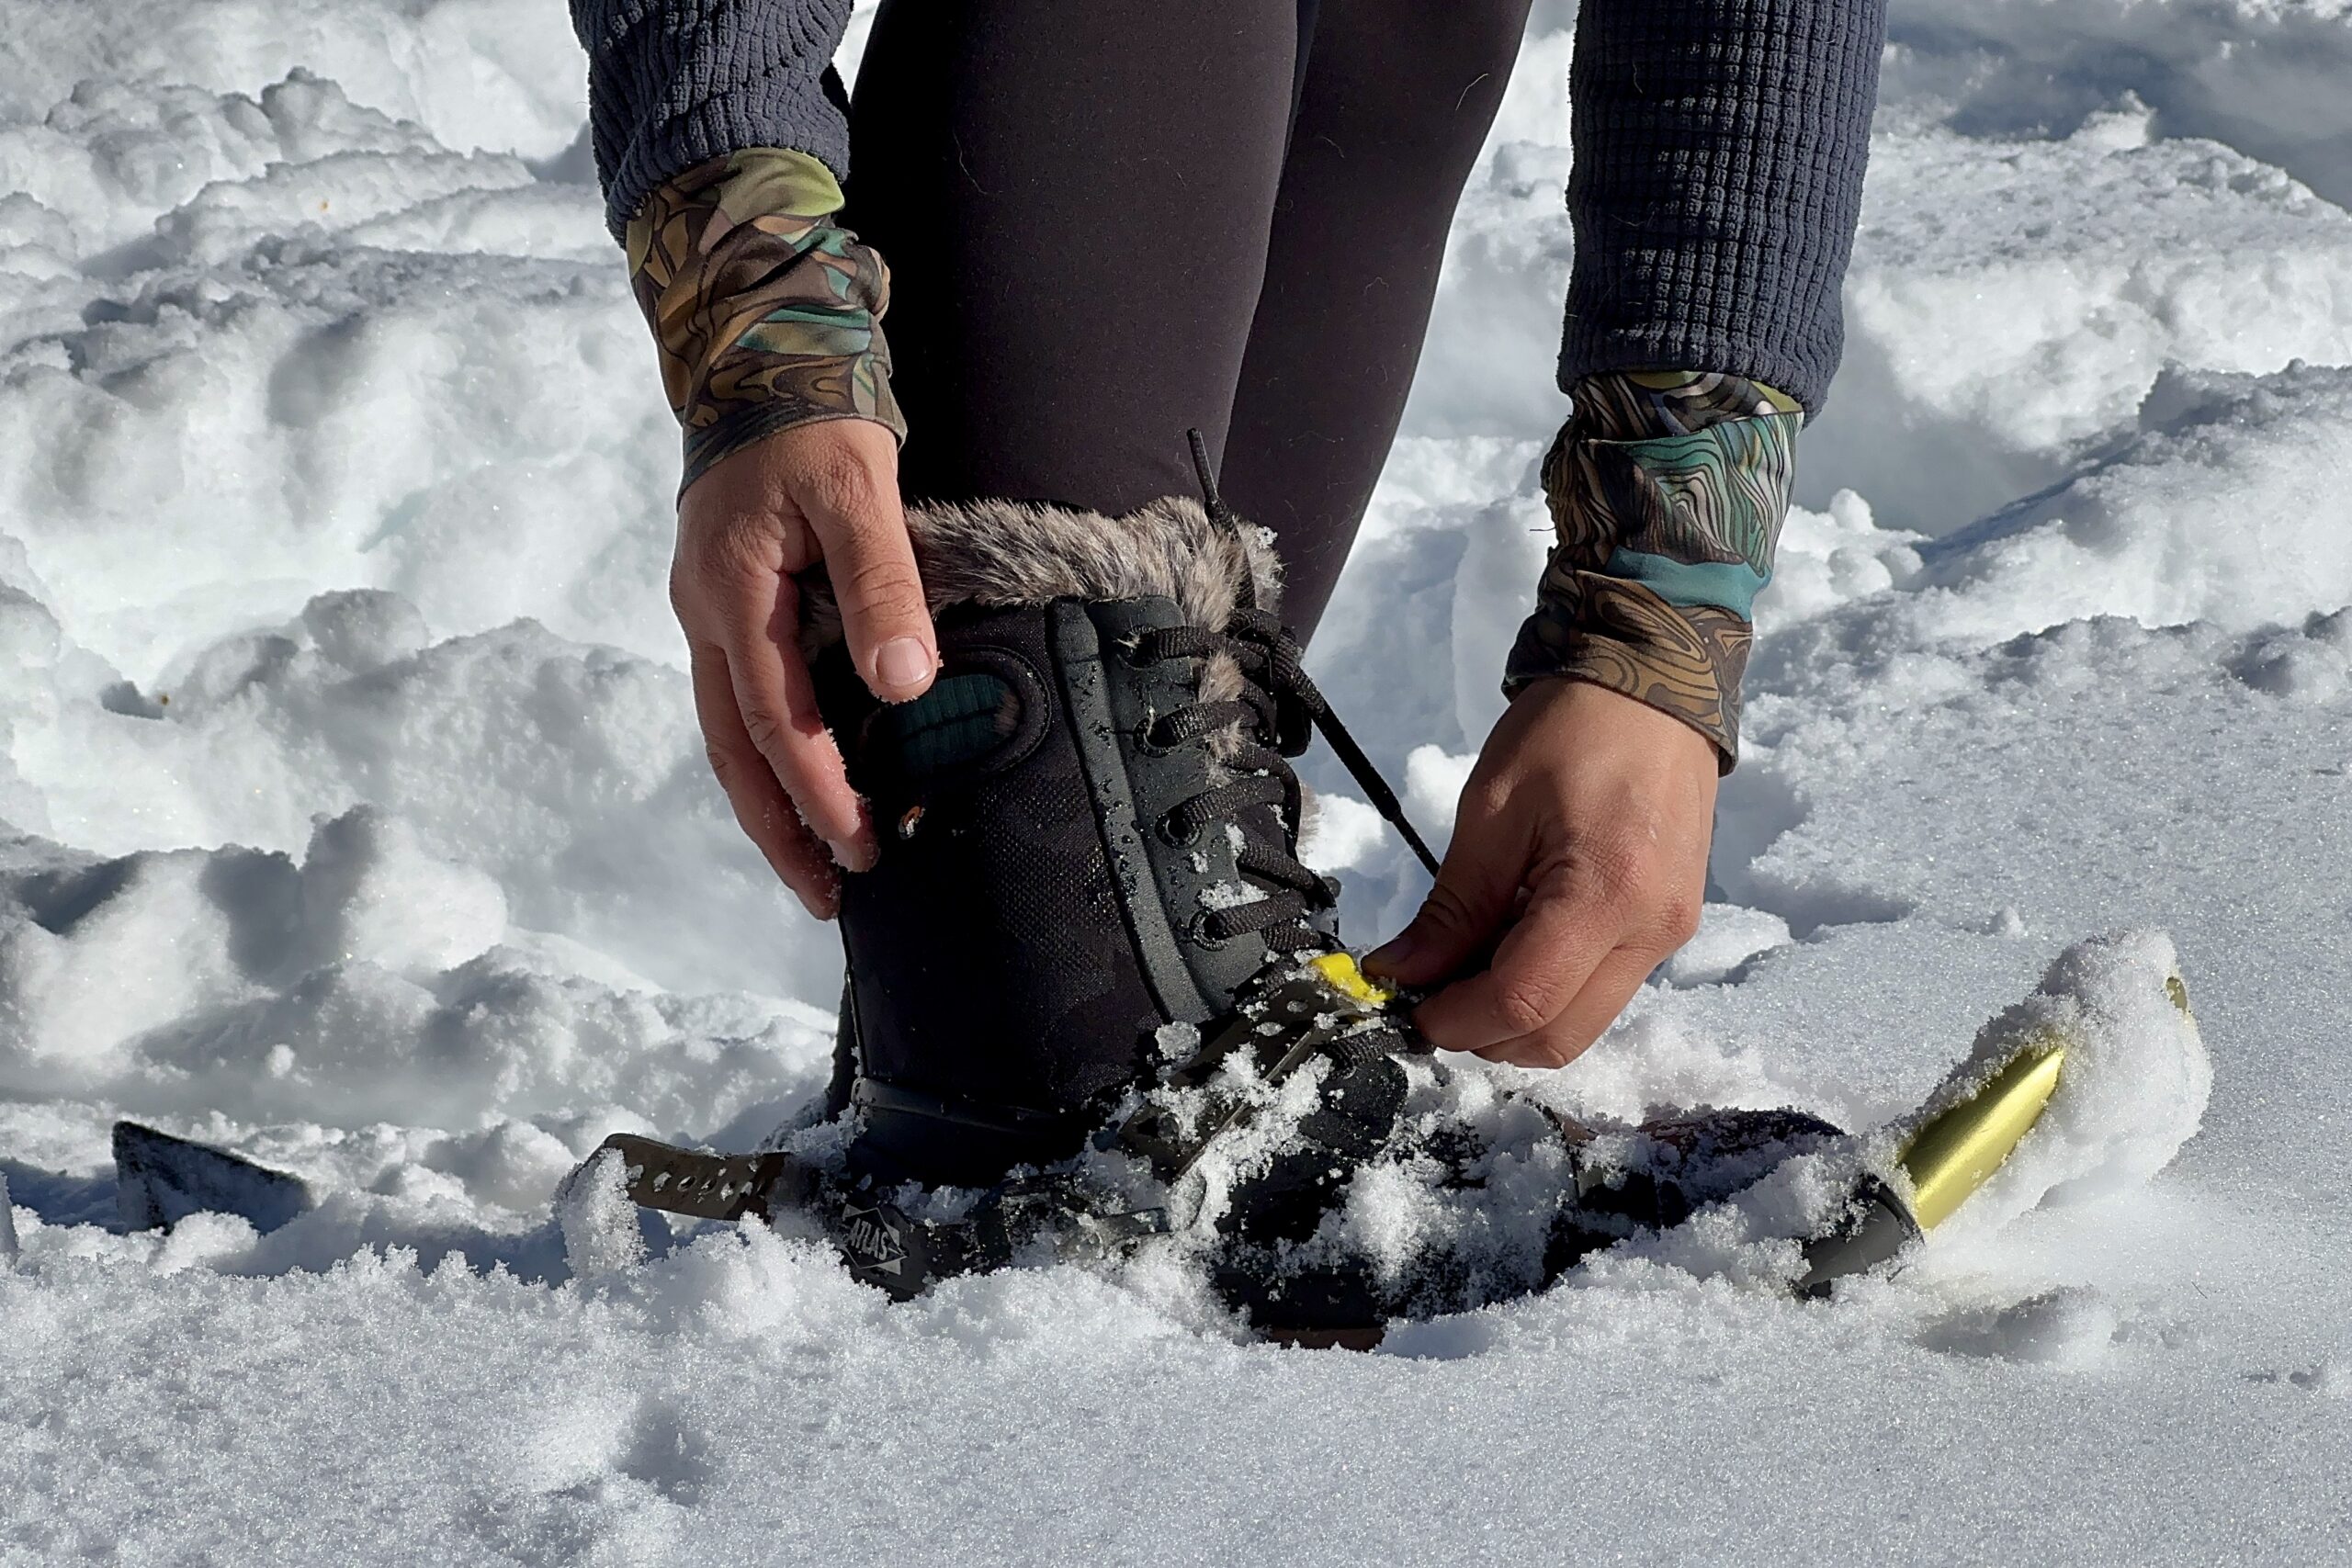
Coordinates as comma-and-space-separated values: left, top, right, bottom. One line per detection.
1365, 678, 1717, 1067
671, 418, 937, 919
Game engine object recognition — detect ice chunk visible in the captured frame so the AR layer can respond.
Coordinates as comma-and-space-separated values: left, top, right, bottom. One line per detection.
1152, 1021, 1200, 1062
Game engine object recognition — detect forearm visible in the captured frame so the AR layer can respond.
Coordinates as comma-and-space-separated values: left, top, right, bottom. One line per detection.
1559, 0, 1888, 414
1513, 0, 1886, 764
571, 0, 858, 239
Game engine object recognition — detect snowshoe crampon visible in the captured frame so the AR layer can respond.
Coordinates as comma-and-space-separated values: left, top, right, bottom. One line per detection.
583, 939, 2204, 1340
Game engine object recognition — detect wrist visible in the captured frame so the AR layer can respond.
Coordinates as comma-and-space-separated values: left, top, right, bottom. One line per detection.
1505, 370, 1804, 771
626, 149, 906, 494
1504, 591, 1748, 773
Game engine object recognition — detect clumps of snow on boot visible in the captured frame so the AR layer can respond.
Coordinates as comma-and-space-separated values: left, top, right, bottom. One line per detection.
1128, 1043, 1572, 1326
1264, 1058, 1570, 1318
1068, 1027, 1560, 1325
1916, 930, 2211, 1240
1102, 1037, 1334, 1232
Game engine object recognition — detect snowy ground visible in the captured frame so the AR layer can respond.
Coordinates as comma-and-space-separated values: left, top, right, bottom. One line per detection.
5, 2, 2351, 1562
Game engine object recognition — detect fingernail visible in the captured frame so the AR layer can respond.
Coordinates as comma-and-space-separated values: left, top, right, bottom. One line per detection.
826, 837, 874, 874
1363, 931, 1419, 978
874, 637, 934, 696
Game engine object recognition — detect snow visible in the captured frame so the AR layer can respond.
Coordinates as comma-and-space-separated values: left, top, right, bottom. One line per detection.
557, 1147, 649, 1282
1910, 931, 2213, 1235
4, 1, 2352, 1562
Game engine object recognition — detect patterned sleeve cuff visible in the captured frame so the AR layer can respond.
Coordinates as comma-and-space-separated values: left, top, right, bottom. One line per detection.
1502, 371, 1803, 771
625, 148, 905, 493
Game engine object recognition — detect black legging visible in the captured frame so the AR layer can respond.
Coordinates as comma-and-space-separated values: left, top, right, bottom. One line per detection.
844, 0, 1532, 640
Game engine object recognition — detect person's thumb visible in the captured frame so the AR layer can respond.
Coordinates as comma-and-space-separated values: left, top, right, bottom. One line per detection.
796, 421, 936, 703
1363, 811, 1526, 988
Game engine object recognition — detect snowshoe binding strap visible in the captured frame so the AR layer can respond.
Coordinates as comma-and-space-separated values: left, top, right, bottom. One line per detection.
590, 1133, 1170, 1303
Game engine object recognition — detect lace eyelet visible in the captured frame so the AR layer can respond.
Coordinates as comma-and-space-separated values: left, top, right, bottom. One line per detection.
1114, 634, 1151, 669
1155, 812, 1202, 850
1134, 718, 1172, 757
1187, 911, 1231, 951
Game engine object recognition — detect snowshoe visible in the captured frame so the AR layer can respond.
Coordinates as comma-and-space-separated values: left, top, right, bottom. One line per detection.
589, 934, 2205, 1339
112, 1121, 312, 1235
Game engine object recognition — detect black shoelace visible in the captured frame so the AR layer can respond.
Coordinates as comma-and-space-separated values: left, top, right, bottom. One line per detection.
1133, 439, 1443, 957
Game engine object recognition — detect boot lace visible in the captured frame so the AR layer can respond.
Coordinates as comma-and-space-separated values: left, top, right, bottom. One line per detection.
1125, 604, 1441, 955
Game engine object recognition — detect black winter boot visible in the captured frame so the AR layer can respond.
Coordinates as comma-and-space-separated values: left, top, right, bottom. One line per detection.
779, 491, 1879, 1339
805, 492, 1431, 1191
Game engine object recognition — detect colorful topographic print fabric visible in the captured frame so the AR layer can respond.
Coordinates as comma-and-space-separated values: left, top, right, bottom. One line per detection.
1505, 371, 1803, 766
627, 149, 905, 491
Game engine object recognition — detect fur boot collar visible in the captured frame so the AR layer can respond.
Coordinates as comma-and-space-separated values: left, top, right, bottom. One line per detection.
799, 494, 1283, 654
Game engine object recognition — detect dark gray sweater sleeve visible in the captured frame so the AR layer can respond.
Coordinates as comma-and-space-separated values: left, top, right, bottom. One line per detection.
1560, 0, 1888, 413
571, 0, 857, 239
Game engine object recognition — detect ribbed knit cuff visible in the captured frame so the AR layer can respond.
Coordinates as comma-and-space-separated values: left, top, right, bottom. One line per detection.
574, 0, 857, 240
1558, 0, 1888, 414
